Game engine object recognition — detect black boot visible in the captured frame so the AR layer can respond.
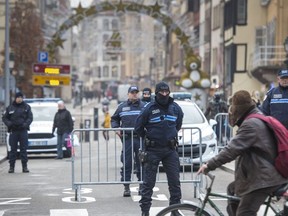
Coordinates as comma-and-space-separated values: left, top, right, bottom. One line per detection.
171, 210, 181, 216
123, 185, 131, 197
22, 166, 29, 173
8, 166, 14, 173
141, 212, 149, 216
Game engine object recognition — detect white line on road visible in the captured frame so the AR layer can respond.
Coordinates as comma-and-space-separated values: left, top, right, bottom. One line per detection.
50, 209, 88, 216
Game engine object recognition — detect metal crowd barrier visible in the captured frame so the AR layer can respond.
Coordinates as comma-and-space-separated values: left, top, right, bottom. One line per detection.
70, 127, 205, 202
214, 113, 233, 149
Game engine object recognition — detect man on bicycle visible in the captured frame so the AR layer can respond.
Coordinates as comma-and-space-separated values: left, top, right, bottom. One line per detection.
198, 90, 287, 216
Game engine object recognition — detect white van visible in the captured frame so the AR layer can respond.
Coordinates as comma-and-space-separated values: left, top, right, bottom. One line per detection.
6, 98, 71, 158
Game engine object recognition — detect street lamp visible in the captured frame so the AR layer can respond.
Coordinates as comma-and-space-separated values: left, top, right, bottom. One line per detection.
283, 36, 288, 67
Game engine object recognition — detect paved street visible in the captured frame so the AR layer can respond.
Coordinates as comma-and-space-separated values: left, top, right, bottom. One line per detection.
0, 98, 283, 215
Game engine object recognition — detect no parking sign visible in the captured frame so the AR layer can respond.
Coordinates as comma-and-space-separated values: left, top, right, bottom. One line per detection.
38, 51, 48, 63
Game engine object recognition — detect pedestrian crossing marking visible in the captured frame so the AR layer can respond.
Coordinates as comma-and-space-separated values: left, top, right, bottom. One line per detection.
0, 198, 31, 205
50, 209, 88, 216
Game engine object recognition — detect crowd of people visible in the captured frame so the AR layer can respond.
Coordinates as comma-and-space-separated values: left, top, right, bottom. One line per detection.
2, 68, 288, 215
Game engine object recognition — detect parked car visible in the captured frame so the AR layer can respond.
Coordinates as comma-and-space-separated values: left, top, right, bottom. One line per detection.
175, 100, 218, 167
6, 98, 71, 158
170, 92, 192, 100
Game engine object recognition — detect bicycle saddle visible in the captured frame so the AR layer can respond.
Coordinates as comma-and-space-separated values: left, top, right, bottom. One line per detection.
272, 183, 288, 197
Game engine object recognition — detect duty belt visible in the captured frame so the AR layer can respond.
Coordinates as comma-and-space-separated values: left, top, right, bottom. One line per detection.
145, 138, 178, 148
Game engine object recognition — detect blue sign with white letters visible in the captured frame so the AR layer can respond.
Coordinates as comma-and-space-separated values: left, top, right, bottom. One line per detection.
38, 51, 48, 63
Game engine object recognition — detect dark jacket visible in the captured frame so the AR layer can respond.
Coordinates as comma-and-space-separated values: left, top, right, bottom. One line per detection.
261, 85, 288, 129
52, 108, 73, 135
204, 99, 228, 120
2, 101, 33, 132
206, 107, 287, 196
135, 97, 183, 146
111, 99, 145, 131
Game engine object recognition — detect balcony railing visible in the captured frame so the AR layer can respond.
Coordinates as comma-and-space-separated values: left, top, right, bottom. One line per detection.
251, 45, 286, 69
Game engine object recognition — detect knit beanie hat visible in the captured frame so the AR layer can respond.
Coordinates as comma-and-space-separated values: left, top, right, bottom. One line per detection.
229, 90, 255, 126
142, 87, 152, 95
155, 81, 170, 94
15, 92, 23, 98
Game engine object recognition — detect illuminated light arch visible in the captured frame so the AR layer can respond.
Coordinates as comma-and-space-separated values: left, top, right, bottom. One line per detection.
46, 1, 211, 89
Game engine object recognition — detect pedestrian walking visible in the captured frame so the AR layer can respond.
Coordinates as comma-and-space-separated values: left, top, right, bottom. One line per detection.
197, 90, 287, 216
135, 81, 184, 216
111, 86, 146, 197
102, 108, 111, 141
52, 100, 74, 159
2, 92, 33, 173
261, 69, 288, 129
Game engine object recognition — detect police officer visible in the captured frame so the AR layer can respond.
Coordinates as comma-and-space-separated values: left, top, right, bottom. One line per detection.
111, 86, 146, 197
261, 69, 288, 129
135, 81, 183, 216
2, 92, 33, 173
141, 87, 152, 103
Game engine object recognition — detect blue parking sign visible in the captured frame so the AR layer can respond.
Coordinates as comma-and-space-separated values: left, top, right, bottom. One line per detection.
38, 51, 48, 63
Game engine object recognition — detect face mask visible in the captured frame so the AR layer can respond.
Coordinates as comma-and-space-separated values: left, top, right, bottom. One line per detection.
156, 93, 169, 106
142, 97, 151, 102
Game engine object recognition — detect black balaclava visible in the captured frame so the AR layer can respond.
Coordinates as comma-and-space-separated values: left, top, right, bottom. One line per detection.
142, 87, 152, 102
155, 81, 170, 106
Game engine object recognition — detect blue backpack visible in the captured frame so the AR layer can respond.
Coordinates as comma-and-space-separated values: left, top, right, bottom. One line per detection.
246, 113, 288, 178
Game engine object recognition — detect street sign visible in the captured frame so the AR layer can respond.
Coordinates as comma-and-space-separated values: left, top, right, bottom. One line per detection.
33, 63, 70, 74
38, 51, 48, 63
32, 75, 70, 86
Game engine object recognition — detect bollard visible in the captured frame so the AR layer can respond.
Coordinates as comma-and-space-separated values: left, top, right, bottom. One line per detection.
84, 119, 91, 142
94, 107, 98, 140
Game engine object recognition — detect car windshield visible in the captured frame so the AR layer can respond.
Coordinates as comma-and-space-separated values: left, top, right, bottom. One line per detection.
181, 104, 205, 124
31, 106, 57, 121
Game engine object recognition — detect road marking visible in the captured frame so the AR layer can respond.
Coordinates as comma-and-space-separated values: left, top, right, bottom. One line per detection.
63, 188, 92, 195
62, 196, 96, 203
50, 209, 88, 216
0, 198, 31, 205
0, 211, 4, 216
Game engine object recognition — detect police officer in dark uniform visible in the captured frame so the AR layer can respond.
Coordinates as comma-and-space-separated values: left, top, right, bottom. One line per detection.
111, 86, 146, 197
261, 69, 288, 129
135, 81, 183, 216
141, 87, 152, 103
2, 92, 33, 173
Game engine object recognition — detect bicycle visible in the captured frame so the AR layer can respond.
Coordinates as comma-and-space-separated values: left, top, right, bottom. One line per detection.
156, 173, 288, 216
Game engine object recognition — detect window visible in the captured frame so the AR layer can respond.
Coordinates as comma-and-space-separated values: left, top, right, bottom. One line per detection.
255, 26, 266, 47
97, 66, 101, 78
111, 66, 118, 77
103, 66, 109, 77
103, 19, 109, 30
212, 5, 220, 30
237, 0, 247, 25
112, 19, 119, 30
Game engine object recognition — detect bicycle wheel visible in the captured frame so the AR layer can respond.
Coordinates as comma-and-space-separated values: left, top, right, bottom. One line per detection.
156, 203, 211, 216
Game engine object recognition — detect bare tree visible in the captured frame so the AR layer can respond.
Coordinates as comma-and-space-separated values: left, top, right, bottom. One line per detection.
9, 1, 44, 97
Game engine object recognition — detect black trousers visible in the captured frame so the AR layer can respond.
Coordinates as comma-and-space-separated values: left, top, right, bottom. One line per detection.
9, 130, 28, 167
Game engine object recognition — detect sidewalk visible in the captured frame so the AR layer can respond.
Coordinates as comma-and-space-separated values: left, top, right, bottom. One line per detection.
0, 144, 7, 164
